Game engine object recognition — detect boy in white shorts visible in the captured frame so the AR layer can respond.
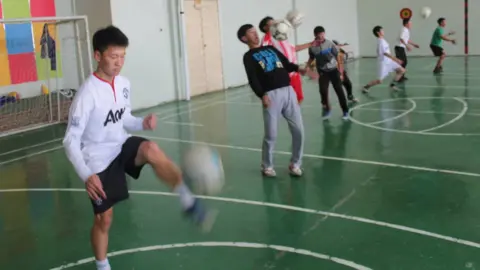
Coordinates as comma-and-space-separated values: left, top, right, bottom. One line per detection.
362, 26, 405, 93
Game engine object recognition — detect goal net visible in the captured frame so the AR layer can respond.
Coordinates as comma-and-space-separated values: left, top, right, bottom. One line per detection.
0, 16, 93, 137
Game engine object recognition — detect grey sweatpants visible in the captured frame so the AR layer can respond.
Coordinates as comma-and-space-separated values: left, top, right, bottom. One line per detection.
262, 86, 304, 168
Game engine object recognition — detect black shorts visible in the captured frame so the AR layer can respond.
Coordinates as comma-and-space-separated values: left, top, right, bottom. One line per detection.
430, 44, 444, 57
91, 136, 148, 214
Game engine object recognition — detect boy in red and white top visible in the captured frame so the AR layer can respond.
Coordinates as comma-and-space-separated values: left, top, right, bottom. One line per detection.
259, 16, 313, 104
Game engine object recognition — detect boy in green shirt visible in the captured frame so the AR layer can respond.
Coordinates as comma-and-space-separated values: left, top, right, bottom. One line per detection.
429, 17, 456, 74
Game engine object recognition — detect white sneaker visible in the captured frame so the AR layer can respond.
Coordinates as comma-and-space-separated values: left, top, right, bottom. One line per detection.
262, 167, 276, 177
289, 165, 303, 177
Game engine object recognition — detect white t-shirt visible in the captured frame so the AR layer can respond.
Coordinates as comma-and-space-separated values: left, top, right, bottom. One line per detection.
397, 27, 410, 48
63, 74, 144, 182
377, 38, 391, 63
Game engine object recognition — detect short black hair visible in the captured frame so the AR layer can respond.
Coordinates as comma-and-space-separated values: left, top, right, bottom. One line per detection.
314, 26, 325, 35
438, 17, 445, 24
373, 26, 382, 37
259, 16, 273, 33
92, 25, 129, 53
237, 24, 254, 43
403, 18, 410, 25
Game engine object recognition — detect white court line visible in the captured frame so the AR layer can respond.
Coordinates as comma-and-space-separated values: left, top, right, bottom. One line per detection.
302, 189, 356, 236
0, 138, 62, 156
418, 98, 468, 133
159, 101, 223, 120
355, 71, 480, 78
420, 62, 436, 71
367, 99, 416, 125
48, 241, 372, 270
158, 90, 250, 121
224, 101, 480, 118
0, 91, 250, 156
2, 188, 479, 250
3, 134, 480, 178
358, 107, 480, 117
350, 83, 480, 90
348, 97, 478, 136
142, 88, 248, 118
144, 135, 480, 178
161, 121, 203, 127
302, 176, 376, 236
0, 146, 63, 166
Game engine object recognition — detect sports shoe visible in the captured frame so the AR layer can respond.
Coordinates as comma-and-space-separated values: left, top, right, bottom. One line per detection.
289, 164, 303, 177
322, 109, 331, 120
262, 167, 276, 177
184, 199, 217, 232
348, 95, 358, 103
342, 112, 349, 120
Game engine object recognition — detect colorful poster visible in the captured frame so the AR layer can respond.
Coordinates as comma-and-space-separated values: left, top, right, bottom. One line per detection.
0, 0, 60, 87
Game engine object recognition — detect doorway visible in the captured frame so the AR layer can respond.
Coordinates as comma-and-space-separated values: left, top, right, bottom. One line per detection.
185, 0, 224, 97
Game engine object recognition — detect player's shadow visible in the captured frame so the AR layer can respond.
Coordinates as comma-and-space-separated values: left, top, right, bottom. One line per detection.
260, 167, 307, 267
311, 121, 352, 210
427, 75, 447, 124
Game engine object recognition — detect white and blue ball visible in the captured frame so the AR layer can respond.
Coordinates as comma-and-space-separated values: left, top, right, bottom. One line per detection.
271, 20, 291, 41
183, 145, 225, 196
421, 7, 432, 19
286, 9, 304, 28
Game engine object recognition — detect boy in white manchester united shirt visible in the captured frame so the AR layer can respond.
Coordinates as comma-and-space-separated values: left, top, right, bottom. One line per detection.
361, 26, 405, 93
63, 26, 210, 270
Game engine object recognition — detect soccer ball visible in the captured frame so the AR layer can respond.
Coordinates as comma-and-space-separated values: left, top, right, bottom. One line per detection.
286, 10, 304, 28
421, 7, 431, 19
182, 145, 225, 196
271, 20, 291, 41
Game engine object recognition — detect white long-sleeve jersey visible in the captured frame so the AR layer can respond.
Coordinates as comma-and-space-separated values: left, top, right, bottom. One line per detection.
63, 74, 144, 182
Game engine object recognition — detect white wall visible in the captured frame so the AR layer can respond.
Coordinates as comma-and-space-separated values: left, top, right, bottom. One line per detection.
217, 0, 360, 88
295, 0, 359, 63
73, 0, 111, 78
109, 0, 180, 110
73, 0, 181, 110
358, 0, 464, 57
468, 0, 480, 55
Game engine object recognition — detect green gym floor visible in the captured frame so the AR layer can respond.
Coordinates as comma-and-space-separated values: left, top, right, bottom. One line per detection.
1, 57, 480, 270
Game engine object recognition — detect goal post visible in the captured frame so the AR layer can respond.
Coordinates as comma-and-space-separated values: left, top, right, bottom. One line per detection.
0, 15, 93, 137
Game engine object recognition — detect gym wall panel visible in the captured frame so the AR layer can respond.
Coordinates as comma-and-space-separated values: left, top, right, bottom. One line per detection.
468, 0, 480, 55
1, 0, 30, 18
0, 1, 10, 86
32, 22, 56, 54
0, 19, 5, 55
357, 0, 464, 57
4, 23, 34, 55
73, 0, 182, 109
110, 0, 179, 109
218, 0, 293, 88
8, 53, 38, 84
29, 0, 56, 17
35, 50, 62, 80
0, 53, 11, 86
0, 0, 71, 98
32, 22, 61, 80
